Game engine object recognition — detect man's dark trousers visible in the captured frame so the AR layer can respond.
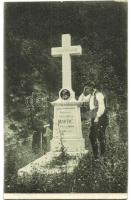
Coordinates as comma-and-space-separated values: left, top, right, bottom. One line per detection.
89, 112, 108, 159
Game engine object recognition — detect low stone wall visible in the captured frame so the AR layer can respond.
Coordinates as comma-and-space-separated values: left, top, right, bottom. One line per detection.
17, 151, 88, 188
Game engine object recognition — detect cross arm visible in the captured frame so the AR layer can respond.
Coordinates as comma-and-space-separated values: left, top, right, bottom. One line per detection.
51, 45, 82, 57
51, 47, 63, 57
70, 45, 82, 55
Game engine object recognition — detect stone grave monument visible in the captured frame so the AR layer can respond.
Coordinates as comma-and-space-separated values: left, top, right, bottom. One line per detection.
51, 34, 85, 153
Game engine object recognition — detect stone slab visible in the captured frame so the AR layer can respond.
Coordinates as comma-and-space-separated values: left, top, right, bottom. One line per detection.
18, 151, 88, 184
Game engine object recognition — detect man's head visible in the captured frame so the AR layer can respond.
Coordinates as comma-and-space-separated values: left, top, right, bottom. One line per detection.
83, 81, 96, 95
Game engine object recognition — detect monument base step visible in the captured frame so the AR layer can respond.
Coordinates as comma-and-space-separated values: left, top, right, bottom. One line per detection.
51, 138, 86, 152
17, 150, 88, 186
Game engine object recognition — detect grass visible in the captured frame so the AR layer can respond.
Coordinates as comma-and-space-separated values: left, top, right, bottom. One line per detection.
11, 140, 127, 193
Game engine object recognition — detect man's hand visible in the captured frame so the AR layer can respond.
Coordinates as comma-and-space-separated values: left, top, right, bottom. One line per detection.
94, 117, 99, 123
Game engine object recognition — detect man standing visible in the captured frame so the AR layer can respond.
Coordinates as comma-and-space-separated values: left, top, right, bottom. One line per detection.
79, 82, 108, 159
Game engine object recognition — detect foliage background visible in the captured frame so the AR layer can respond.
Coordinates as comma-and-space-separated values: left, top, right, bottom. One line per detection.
4, 1, 127, 193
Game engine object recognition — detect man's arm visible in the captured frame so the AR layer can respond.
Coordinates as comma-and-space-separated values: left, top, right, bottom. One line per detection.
94, 93, 105, 122
78, 93, 84, 102
78, 93, 90, 102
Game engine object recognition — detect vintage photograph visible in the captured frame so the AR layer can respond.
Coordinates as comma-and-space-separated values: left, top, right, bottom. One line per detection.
4, 0, 127, 196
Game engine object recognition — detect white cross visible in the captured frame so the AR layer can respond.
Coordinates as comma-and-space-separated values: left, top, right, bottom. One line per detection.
51, 34, 82, 89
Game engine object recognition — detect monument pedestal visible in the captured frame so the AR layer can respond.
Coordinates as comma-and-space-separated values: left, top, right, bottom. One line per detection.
51, 89, 86, 154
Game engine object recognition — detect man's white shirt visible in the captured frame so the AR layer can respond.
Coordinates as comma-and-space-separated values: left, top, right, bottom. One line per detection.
78, 90, 105, 118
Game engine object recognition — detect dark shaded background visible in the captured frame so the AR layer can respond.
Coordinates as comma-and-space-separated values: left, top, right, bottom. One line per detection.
5, 1, 127, 140
5, 1, 127, 131
5, 2, 127, 95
